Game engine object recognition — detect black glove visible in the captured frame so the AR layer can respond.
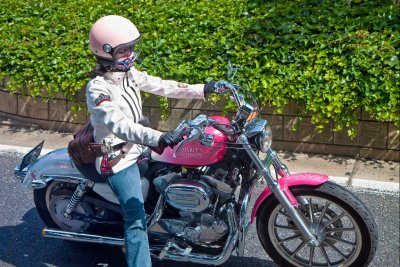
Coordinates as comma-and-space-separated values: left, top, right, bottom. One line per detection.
204, 80, 229, 96
158, 131, 183, 148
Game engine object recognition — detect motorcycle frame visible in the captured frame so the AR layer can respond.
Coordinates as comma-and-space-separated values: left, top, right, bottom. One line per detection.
14, 137, 329, 263
14, 104, 327, 261
15, 132, 327, 249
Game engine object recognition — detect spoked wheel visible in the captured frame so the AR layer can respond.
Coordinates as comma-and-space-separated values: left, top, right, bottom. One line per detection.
256, 182, 378, 267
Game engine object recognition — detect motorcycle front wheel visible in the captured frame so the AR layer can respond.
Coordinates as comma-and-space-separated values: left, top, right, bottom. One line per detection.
256, 181, 378, 267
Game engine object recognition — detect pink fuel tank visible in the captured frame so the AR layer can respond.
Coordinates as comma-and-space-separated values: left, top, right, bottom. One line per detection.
151, 116, 230, 167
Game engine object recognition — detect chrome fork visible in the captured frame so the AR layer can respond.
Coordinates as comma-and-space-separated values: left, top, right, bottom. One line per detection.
238, 135, 319, 246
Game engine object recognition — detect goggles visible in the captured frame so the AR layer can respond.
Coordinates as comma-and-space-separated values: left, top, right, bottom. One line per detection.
102, 37, 141, 60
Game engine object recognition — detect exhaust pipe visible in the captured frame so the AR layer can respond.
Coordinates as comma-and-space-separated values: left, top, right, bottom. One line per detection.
42, 228, 124, 246
159, 203, 238, 265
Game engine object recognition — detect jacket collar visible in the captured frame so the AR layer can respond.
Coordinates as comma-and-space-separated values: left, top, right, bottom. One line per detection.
103, 71, 126, 84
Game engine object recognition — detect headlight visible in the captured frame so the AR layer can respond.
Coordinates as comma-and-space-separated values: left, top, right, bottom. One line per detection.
243, 118, 272, 152
256, 125, 273, 152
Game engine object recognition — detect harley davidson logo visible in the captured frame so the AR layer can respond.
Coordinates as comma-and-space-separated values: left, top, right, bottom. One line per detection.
176, 147, 205, 158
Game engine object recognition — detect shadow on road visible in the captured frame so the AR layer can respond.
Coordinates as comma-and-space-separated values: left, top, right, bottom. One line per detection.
0, 208, 125, 267
1, 208, 276, 267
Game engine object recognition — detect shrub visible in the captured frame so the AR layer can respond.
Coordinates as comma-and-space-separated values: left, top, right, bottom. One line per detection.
0, 0, 399, 134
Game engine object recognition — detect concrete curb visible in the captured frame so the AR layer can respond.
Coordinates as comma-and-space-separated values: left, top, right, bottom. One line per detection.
3, 144, 399, 193
0, 144, 55, 156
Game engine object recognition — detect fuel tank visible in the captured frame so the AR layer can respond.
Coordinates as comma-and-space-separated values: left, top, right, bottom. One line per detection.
151, 116, 230, 167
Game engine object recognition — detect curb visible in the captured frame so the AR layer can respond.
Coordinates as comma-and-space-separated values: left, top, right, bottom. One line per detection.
0, 144, 55, 156
2, 144, 399, 193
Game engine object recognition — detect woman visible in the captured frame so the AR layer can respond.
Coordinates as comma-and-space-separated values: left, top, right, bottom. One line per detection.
87, 15, 225, 267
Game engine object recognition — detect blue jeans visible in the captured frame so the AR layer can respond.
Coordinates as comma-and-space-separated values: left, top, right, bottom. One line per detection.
107, 163, 152, 267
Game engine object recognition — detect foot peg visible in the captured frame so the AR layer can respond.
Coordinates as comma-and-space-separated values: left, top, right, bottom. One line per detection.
158, 239, 192, 260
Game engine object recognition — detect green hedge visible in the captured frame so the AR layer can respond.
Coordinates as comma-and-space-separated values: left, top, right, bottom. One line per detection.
0, 0, 399, 134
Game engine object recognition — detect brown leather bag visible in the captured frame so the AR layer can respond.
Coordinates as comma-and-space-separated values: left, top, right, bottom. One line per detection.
67, 122, 103, 165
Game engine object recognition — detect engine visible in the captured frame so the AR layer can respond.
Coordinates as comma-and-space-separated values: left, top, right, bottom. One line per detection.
149, 168, 238, 245
165, 179, 212, 212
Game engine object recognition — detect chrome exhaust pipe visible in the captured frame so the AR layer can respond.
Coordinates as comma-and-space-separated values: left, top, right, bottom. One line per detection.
42, 228, 124, 246
160, 203, 238, 265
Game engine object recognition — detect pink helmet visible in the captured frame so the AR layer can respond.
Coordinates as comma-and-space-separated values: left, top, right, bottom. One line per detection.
89, 15, 140, 70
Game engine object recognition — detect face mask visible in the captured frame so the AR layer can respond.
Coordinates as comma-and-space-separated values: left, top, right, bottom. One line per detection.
115, 52, 136, 72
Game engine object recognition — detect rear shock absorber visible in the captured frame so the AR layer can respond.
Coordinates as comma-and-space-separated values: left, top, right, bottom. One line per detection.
63, 180, 93, 220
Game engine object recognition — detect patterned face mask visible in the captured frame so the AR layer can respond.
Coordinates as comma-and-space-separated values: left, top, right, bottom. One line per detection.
115, 52, 136, 71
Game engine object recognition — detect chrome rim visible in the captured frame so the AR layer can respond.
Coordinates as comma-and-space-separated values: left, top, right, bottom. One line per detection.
48, 193, 92, 232
45, 182, 92, 232
268, 195, 362, 267
45, 181, 74, 210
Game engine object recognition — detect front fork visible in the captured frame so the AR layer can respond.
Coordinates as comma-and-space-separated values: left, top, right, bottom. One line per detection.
239, 135, 319, 246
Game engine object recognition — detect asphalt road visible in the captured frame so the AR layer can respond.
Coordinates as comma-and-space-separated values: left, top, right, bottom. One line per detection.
0, 151, 399, 267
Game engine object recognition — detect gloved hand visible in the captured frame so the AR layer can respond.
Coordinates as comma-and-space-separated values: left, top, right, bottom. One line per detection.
203, 80, 230, 96
158, 131, 183, 148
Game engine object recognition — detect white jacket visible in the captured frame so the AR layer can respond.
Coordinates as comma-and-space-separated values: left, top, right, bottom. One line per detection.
86, 67, 205, 174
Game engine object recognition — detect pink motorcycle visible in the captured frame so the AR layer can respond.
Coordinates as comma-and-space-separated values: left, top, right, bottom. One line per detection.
15, 76, 377, 266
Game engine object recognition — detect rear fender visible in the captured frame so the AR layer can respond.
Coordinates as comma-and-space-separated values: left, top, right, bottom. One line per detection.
22, 148, 85, 189
250, 173, 329, 224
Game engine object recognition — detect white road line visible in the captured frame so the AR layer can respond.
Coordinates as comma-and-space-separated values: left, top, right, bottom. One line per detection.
0, 144, 54, 155
351, 179, 399, 192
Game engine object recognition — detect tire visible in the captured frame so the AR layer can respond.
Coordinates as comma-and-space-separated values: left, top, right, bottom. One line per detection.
33, 181, 93, 232
33, 183, 59, 228
256, 181, 378, 267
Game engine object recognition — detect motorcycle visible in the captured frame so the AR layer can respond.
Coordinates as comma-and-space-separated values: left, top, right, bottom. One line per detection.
14, 67, 378, 267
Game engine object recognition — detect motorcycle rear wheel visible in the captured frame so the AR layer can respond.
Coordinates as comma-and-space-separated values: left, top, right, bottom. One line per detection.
256, 181, 378, 267
33, 181, 93, 232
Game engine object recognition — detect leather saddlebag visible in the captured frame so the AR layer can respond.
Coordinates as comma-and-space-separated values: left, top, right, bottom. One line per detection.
67, 122, 103, 166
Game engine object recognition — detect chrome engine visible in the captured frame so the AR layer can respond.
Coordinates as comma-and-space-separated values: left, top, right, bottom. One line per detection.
149, 169, 237, 245
165, 179, 212, 212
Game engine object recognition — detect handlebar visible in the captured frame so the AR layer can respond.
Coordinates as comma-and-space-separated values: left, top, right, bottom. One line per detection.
151, 80, 247, 156
208, 118, 236, 135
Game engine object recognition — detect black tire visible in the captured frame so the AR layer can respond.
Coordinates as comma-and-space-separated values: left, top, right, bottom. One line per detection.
256, 181, 378, 267
33, 182, 65, 228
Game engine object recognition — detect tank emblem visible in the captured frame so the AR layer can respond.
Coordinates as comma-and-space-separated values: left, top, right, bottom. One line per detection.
176, 147, 205, 158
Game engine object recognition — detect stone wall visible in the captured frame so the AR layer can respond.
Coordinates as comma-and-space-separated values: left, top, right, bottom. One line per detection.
0, 89, 398, 161
0, 89, 88, 132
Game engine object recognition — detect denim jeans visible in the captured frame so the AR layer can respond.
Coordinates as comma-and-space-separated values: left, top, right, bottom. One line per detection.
107, 163, 152, 267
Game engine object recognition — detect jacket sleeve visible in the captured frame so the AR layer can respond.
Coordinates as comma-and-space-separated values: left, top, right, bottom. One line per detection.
132, 69, 205, 99
86, 79, 163, 146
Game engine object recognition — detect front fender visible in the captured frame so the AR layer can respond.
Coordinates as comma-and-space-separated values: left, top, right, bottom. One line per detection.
250, 173, 329, 224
